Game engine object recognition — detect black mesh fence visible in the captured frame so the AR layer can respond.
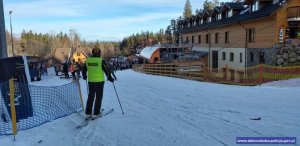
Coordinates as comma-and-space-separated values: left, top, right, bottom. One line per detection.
0, 81, 82, 135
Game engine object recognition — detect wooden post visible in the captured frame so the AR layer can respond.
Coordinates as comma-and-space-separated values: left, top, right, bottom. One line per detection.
159, 64, 162, 75
259, 64, 263, 85
76, 79, 85, 112
189, 62, 191, 79
9, 78, 17, 141
225, 64, 228, 80
177, 62, 180, 78
165, 64, 167, 76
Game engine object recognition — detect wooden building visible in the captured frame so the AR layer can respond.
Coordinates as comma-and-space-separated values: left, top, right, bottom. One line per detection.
71, 48, 92, 64
45, 47, 92, 65
175, 0, 300, 81
140, 44, 192, 63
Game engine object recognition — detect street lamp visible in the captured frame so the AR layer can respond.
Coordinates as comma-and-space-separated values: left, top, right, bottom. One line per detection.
9, 10, 14, 56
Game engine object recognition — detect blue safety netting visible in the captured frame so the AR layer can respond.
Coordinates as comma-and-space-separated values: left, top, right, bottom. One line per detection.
0, 81, 82, 135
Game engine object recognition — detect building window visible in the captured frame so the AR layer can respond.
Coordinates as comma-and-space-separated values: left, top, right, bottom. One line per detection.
250, 52, 254, 62
203, 18, 207, 24
222, 52, 226, 60
222, 11, 228, 19
218, 14, 222, 20
198, 35, 201, 44
228, 10, 233, 17
230, 53, 234, 62
208, 17, 211, 22
286, 26, 300, 39
240, 53, 243, 63
215, 33, 219, 44
251, 1, 259, 12
181, 37, 183, 44
225, 31, 230, 44
192, 36, 194, 44
206, 34, 209, 44
186, 37, 189, 43
248, 28, 256, 43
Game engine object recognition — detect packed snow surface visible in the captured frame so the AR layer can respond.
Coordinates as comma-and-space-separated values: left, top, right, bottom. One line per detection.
1, 70, 299, 146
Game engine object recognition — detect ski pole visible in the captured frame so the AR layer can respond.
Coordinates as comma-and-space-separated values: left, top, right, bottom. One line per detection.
112, 82, 124, 114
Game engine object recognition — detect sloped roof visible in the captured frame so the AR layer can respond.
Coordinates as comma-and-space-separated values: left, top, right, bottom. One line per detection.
177, 2, 281, 34
140, 45, 161, 60
127, 54, 139, 60
203, 10, 213, 17
73, 47, 92, 58
225, 2, 244, 10
213, 6, 222, 13
44, 50, 55, 60
53, 48, 71, 64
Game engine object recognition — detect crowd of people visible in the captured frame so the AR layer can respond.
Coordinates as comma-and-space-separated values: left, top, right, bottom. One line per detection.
54, 60, 83, 79
53, 56, 142, 80
28, 61, 48, 81
107, 58, 142, 72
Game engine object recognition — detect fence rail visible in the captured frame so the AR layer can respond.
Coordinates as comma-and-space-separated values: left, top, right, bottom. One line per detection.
133, 63, 300, 87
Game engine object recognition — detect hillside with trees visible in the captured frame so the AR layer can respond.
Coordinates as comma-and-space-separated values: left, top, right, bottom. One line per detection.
119, 28, 174, 55
6, 29, 120, 59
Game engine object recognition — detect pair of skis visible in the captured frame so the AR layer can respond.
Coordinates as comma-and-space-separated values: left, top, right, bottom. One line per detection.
76, 108, 114, 129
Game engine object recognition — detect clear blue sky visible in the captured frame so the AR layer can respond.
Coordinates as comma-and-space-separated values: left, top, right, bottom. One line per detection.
3, 0, 229, 41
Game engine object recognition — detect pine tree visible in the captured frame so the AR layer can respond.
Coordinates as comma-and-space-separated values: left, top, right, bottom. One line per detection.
183, 0, 192, 19
165, 25, 173, 44
203, 0, 214, 10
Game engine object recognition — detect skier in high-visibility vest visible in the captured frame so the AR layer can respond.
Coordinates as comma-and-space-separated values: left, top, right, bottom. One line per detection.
82, 47, 115, 120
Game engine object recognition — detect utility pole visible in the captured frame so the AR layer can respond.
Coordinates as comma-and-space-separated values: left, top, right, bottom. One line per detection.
9, 10, 14, 56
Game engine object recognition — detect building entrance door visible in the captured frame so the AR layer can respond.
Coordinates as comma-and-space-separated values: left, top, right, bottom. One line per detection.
212, 51, 218, 69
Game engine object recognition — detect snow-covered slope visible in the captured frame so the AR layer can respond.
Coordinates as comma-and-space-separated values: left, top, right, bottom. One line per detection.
1, 70, 299, 146
262, 78, 300, 88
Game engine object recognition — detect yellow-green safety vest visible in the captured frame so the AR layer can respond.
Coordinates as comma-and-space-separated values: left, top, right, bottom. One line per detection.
85, 57, 105, 82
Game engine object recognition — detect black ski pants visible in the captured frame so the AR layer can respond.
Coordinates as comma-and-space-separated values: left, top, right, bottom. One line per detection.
64, 70, 69, 78
85, 82, 104, 115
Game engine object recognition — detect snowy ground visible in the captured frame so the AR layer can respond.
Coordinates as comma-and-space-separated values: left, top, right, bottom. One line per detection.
0, 70, 299, 146
263, 78, 300, 87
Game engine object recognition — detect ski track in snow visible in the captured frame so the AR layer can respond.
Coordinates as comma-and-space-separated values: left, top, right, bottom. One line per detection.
0, 69, 299, 146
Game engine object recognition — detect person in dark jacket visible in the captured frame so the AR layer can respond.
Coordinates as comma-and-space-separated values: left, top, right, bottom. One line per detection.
82, 47, 115, 120
63, 62, 69, 78
76, 62, 81, 78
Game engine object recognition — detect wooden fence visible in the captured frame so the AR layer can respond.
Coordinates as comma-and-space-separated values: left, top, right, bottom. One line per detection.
132, 63, 300, 86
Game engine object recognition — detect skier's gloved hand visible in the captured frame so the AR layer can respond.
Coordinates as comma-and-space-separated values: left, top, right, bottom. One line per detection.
83, 74, 87, 80
108, 76, 114, 82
